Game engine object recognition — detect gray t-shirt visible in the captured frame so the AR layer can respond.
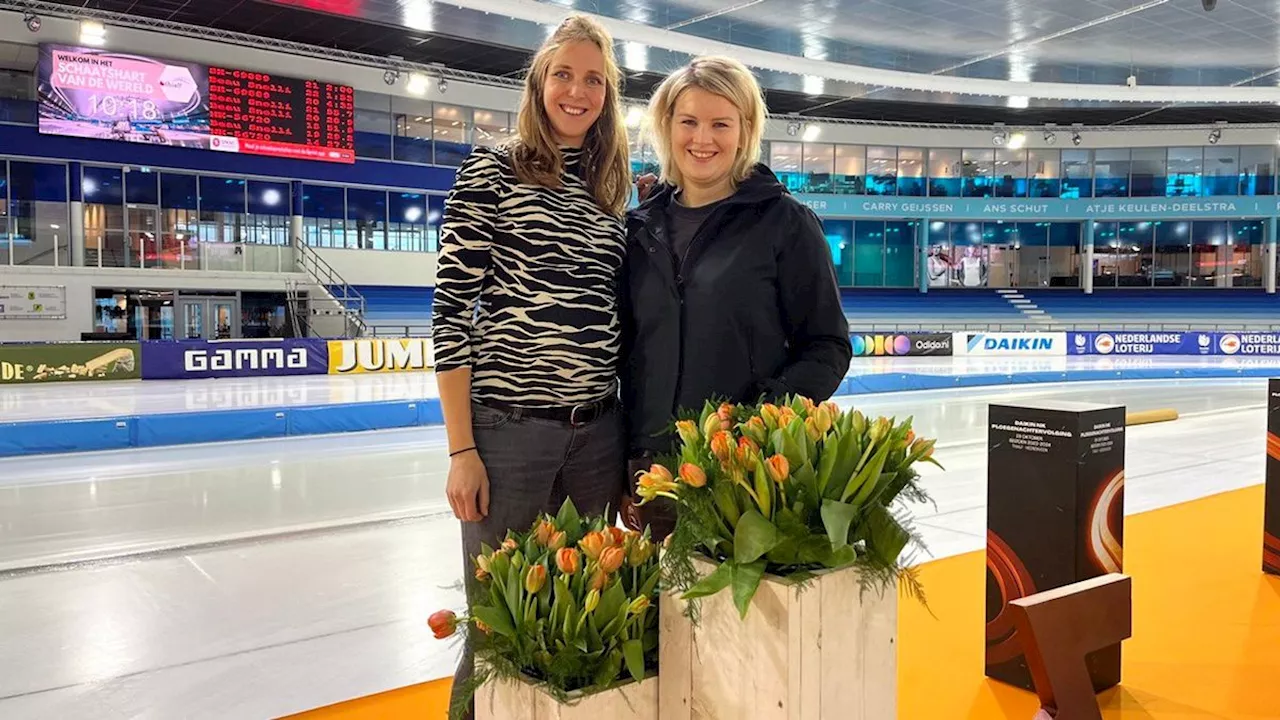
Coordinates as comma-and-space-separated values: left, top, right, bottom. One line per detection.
665, 196, 726, 265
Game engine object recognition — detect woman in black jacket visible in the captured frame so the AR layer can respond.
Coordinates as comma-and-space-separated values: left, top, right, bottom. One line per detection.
620, 56, 852, 536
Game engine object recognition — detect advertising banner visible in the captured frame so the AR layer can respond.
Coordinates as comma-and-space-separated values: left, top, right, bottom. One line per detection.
1265, 380, 1280, 576
328, 338, 434, 375
850, 333, 952, 357
0, 342, 140, 384
1068, 332, 1213, 356
986, 401, 1126, 691
140, 339, 329, 380
956, 332, 1067, 357
0, 286, 67, 319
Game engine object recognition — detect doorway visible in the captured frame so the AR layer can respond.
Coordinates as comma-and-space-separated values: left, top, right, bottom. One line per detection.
179, 297, 238, 340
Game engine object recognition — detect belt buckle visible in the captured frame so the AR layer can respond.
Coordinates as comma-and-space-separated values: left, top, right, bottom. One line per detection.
569, 403, 591, 427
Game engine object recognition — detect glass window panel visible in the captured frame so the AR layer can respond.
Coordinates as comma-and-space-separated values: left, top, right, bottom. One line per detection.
347, 188, 387, 250
833, 145, 865, 194
83, 167, 127, 269
0, 165, 8, 267
9, 161, 67, 267
951, 222, 988, 287
160, 172, 198, 210
433, 104, 470, 166
852, 220, 884, 286
897, 148, 925, 197
1167, 147, 1203, 197
1047, 222, 1080, 287
124, 167, 159, 206
391, 95, 435, 164
926, 221, 954, 288
1204, 145, 1240, 196
355, 90, 393, 160
427, 194, 444, 252
1239, 146, 1275, 195
161, 208, 196, 269
1091, 221, 1121, 288
1061, 150, 1092, 198
1027, 149, 1061, 198
473, 109, 514, 148
821, 219, 853, 286
83, 165, 123, 205
1118, 221, 1155, 286
1233, 219, 1265, 287
199, 176, 246, 213
928, 149, 961, 197
1094, 149, 1130, 198
1129, 148, 1165, 197
247, 180, 290, 216
1153, 221, 1191, 287
387, 191, 427, 252
801, 143, 834, 193
865, 146, 897, 196
993, 149, 1027, 198
1191, 220, 1228, 286
962, 149, 995, 198
884, 221, 916, 287
770, 142, 803, 192
984, 222, 1019, 287
302, 184, 347, 248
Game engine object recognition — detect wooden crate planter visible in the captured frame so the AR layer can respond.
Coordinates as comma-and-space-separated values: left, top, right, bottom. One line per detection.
475, 673, 658, 720
660, 558, 897, 720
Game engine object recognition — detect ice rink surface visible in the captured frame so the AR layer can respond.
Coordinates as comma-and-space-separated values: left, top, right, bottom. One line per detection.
0, 364, 1271, 718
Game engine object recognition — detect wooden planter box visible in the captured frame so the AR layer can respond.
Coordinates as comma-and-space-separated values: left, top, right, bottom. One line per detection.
475, 673, 657, 720
660, 557, 897, 720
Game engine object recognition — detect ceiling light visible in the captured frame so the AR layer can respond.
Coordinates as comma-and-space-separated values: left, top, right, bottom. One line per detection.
801, 124, 821, 142
786, 121, 800, 137
1006, 132, 1026, 150
1072, 132, 1083, 146
406, 73, 429, 95
438, 78, 448, 94
992, 130, 1008, 147
79, 20, 106, 46
1043, 130, 1057, 145
24, 13, 41, 32
383, 69, 400, 86
1208, 128, 1222, 144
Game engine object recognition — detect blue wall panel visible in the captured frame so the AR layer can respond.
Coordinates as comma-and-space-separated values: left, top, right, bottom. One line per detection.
0, 418, 132, 457
135, 409, 288, 447
288, 401, 419, 436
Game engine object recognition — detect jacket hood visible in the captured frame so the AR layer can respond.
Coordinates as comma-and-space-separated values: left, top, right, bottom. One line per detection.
628, 163, 788, 229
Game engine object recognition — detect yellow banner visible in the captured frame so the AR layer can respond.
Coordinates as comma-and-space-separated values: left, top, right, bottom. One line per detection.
327, 338, 435, 374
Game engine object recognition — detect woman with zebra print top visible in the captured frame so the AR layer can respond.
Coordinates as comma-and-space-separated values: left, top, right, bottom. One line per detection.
430, 15, 632, 718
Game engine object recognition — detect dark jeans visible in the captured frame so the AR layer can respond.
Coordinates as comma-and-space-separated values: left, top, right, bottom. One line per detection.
450, 401, 626, 719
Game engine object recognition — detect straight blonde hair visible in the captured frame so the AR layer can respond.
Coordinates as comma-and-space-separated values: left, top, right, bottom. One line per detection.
509, 14, 631, 216
645, 56, 767, 190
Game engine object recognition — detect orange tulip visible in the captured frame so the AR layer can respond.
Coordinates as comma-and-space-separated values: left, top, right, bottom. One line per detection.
717, 402, 735, 425
675, 419, 701, 447
742, 416, 768, 445
804, 417, 822, 442
736, 436, 759, 466
813, 405, 833, 435
476, 619, 492, 634
628, 596, 651, 615
710, 431, 734, 464
600, 546, 626, 574
524, 564, 547, 594
760, 403, 782, 430
605, 525, 627, 547
502, 537, 518, 552
428, 609, 458, 640
475, 566, 490, 582
556, 547, 581, 575
703, 411, 724, 439
629, 537, 655, 567
579, 531, 606, 561
905, 429, 916, 446
648, 464, 674, 486
589, 568, 608, 592
801, 397, 817, 414
679, 463, 707, 488
765, 454, 790, 484
548, 530, 567, 551
533, 520, 556, 547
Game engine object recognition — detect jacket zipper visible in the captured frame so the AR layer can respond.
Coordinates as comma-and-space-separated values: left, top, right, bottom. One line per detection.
666, 204, 730, 417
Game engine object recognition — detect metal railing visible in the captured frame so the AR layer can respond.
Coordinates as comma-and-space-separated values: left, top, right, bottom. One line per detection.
290, 236, 368, 338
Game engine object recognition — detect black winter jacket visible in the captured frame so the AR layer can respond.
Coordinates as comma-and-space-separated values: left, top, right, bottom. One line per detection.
620, 164, 852, 456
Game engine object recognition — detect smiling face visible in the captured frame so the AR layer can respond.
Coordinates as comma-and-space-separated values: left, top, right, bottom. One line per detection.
541, 40, 608, 148
669, 87, 742, 197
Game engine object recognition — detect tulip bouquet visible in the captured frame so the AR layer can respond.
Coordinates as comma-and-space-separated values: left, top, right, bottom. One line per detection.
636, 396, 941, 619
432, 499, 660, 718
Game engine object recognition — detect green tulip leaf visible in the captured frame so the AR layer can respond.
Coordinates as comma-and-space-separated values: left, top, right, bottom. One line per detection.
594, 649, 623, 687
554, 497, 583, 540
598, 578, 626, 622
734, 510, 779, 564
682, 560, 734, 600
472, 605, 516, 638
824, 543, 858, 569
820, 499, 859, 549
623, 639, 646, 683
731, 560, 767, 619
865, 503, 911, 564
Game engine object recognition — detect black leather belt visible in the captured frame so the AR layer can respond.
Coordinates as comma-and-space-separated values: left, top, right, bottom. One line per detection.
481, 394, 618, 427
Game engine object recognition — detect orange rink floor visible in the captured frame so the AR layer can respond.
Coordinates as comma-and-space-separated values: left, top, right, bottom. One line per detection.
290, 485, 1280, 720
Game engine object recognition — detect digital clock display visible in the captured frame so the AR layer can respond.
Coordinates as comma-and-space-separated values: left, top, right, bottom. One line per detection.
37, 44, 356, 164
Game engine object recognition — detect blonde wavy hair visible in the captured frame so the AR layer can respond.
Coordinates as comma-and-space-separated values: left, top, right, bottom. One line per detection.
510, 14, 631, 216
646, 55, 767, 189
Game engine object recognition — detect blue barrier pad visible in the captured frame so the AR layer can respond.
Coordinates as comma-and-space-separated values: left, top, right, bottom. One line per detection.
135, 409, 288, 447
416, 399, 444, 426
0, 417, 133, 458
289, 400, 419, 436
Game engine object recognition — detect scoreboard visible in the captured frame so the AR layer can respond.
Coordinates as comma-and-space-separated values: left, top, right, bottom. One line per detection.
37, 44, 356, 164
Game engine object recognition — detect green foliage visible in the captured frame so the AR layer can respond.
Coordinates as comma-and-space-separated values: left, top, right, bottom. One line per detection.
439, 499, 660, 719
639, 397, 941, 620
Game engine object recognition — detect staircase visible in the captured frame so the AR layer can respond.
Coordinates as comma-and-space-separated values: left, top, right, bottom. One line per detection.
996, 288, 1054, 325
290, 235, 368, 338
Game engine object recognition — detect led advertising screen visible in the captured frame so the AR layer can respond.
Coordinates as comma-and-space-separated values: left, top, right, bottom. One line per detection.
37, 44, 355, 164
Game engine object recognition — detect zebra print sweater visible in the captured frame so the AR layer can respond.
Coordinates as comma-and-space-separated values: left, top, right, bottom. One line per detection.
431, 145, 626, 407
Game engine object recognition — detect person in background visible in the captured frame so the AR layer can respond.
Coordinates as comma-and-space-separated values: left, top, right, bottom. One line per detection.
620, 56, 852, 537
430, 14, 632, 717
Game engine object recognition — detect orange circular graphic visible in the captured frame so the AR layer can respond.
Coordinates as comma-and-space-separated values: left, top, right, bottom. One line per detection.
985, 530, 1036, 665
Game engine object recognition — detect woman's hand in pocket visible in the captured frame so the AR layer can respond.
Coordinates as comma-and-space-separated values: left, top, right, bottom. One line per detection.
447, 450, 490, 522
